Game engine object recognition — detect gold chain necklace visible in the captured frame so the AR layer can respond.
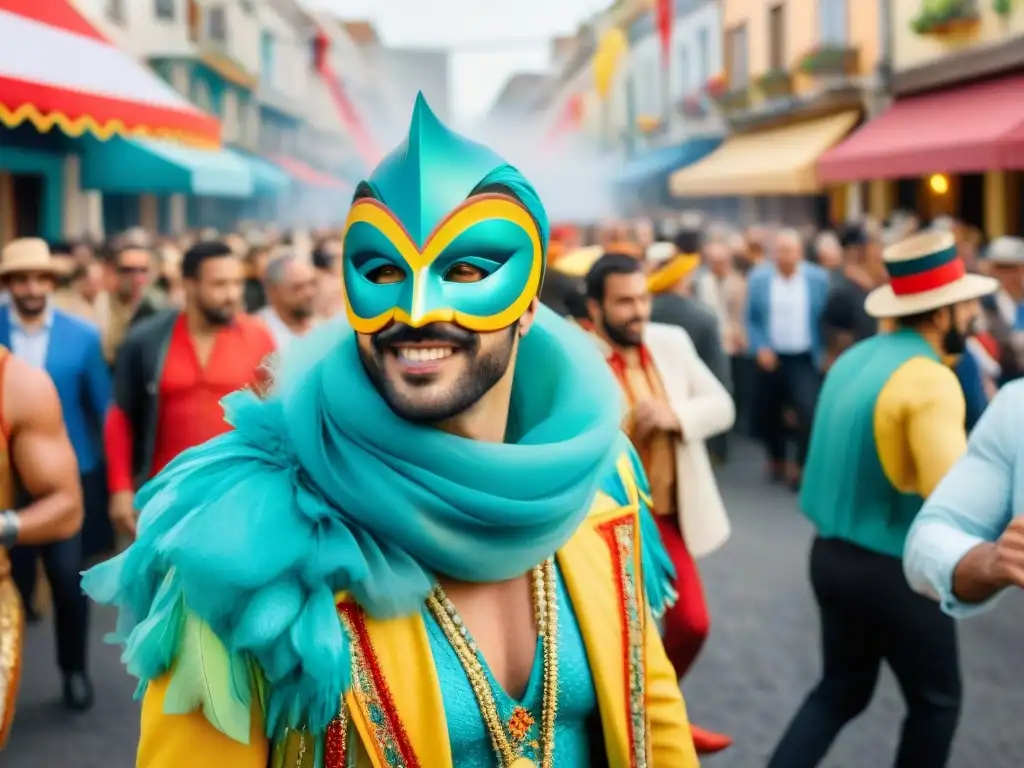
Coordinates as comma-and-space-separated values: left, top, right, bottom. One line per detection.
426, 558, 559, 768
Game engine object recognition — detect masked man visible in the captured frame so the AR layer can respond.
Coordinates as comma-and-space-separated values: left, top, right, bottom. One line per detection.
83, 96, 697, 768
769, 231, 996, 768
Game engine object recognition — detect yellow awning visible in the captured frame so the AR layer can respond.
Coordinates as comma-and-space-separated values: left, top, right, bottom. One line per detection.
669, 110, 860, 197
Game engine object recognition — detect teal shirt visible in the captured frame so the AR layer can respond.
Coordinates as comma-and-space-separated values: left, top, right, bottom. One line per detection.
800, 329, 941, 558
425, 566, 597, 766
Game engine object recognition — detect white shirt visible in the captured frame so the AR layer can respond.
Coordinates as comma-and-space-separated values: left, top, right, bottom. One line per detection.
768, 267, 811, 354
256, 306, 315, 352
9, 305, 53, 369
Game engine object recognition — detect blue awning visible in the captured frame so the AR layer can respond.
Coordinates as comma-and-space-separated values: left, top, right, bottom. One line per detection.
80, 136, 254, 198
614, 137, 722, 186
226, 150, 290, 196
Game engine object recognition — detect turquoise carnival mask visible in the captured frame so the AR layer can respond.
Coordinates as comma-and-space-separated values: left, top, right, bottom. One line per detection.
342, 93, 550, 333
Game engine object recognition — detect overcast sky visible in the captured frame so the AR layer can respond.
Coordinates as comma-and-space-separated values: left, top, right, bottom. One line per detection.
303, 0, 609, 122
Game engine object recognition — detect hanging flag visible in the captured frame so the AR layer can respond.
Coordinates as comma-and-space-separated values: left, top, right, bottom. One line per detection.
656, 0, 673, 70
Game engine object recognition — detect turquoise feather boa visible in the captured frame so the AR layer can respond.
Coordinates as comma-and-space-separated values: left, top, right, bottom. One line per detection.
83, 306, 674, 740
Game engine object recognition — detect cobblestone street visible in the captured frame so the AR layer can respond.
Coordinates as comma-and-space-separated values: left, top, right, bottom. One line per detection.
6, 440, 1023, 767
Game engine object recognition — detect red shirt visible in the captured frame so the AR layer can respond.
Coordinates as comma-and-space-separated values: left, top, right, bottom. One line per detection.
149, 314, 275, 478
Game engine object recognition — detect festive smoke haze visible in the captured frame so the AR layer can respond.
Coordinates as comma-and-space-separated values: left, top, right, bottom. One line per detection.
467, 118, 620, 223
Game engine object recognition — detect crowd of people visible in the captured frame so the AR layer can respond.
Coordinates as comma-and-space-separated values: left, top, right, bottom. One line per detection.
1, 96, 1023, 767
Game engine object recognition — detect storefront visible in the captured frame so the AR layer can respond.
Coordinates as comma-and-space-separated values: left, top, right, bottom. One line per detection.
0, 0, 221, 242
818, 72, 1024, 236
669, 111, 860, 228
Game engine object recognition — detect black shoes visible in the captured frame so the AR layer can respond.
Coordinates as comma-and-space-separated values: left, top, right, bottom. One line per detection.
62, 671, 94, 712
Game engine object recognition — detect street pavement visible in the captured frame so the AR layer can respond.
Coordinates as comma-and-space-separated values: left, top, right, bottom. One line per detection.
5, 439, 1023, 767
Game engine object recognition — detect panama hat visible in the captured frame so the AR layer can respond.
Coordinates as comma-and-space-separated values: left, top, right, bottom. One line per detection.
865, 230, 996, 319
550, 245, 604, 277
984, 236, 1024, 265
0, 238, 62, 278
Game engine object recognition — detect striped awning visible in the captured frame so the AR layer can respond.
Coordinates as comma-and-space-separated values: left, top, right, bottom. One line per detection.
0, 0, 220, 146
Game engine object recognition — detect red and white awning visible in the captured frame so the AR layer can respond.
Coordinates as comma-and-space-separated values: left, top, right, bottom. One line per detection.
0, 0, 220, 146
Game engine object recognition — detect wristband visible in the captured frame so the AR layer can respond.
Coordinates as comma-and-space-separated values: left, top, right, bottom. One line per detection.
0, 510, 19, 549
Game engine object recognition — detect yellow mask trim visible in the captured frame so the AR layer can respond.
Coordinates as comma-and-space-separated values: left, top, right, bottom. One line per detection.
342, 195, 543, 333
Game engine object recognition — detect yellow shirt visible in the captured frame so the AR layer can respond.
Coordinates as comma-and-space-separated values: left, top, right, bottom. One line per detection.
606, 346, 678, 517
874, 356, 967, 498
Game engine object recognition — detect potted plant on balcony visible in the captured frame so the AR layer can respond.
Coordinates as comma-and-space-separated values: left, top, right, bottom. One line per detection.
910, 0, 980, 35
798, 45, 860, 76
679, 93, 707, 118
757, 68, 793, 98
704, 72, 728, 99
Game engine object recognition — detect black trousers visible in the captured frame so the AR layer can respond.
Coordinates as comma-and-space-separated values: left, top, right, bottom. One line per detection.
768, 538, 961, 768
9, 470, 98, 674
754, 352, 820, 467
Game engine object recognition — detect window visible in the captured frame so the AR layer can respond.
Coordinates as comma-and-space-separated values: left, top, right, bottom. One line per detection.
260, 31, 276, 86
769, 4, 786, 70
819, 0, 848, 45
105, 0, 126, 24
207, 6, 227, 43
187, 0, 200, 42
155, 0, 174, 21
726, 24, 749, 88
694, 27, 709, 84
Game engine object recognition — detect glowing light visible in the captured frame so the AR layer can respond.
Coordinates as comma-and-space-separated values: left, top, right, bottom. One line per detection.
929, 173, 950, 195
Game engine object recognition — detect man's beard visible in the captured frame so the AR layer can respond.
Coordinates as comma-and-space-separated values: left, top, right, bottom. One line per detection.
287, 304, 314, 322
943, 326, 967, 356
603, 316, 643, 348
12, 295, 46, 319
199, 301, 235, 326
359, 321, 517, 425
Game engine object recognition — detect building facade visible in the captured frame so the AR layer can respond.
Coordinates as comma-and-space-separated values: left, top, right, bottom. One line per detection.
669, 0, 885, 226
818, 0, 1024, 235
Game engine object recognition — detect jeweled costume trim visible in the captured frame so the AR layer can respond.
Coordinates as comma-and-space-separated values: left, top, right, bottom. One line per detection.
598, 516, 648, 768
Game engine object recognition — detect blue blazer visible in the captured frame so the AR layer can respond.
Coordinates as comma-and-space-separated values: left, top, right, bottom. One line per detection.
745, 262, 830, 366
0, 306, 111, 474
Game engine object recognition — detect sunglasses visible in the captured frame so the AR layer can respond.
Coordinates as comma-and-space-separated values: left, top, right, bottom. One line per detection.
117, 265, 150, 276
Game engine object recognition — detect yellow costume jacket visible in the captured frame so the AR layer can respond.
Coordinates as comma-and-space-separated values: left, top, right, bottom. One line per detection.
136, 455, 699, 768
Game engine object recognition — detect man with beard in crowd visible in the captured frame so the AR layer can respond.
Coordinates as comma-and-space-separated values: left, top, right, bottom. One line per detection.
256, 253, 318, 351
585, 252, 735, 755
103, 241, 275, 540
770, 231, 996, 768
0, 238, 110, 711
102, 244, 165, 365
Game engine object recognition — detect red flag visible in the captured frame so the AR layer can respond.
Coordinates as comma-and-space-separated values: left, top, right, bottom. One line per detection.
544, 94, 583, 147
656, 0, 673, 70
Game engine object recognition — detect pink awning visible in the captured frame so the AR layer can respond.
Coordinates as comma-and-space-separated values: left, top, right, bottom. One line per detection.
818, 73, 1024, 182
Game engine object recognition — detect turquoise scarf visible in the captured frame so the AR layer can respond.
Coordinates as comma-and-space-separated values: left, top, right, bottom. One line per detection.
82, 306, 654, 739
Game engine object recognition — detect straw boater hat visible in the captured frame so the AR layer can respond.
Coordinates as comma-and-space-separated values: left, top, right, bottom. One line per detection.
865, 230, 997, 319
549, 245, 604, 278
0, 238, 62, 278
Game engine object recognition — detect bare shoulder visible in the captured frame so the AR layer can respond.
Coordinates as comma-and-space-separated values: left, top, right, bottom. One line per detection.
3, 356, 62, 434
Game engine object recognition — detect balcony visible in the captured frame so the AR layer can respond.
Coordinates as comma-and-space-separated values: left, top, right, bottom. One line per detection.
756, 68, 794, 99
910, 0, 980, 36
798, 45, 861, 77
711, 86, 750, 114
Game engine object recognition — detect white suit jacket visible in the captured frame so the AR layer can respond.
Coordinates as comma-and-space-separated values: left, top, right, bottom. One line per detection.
642, 322, 735, 558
